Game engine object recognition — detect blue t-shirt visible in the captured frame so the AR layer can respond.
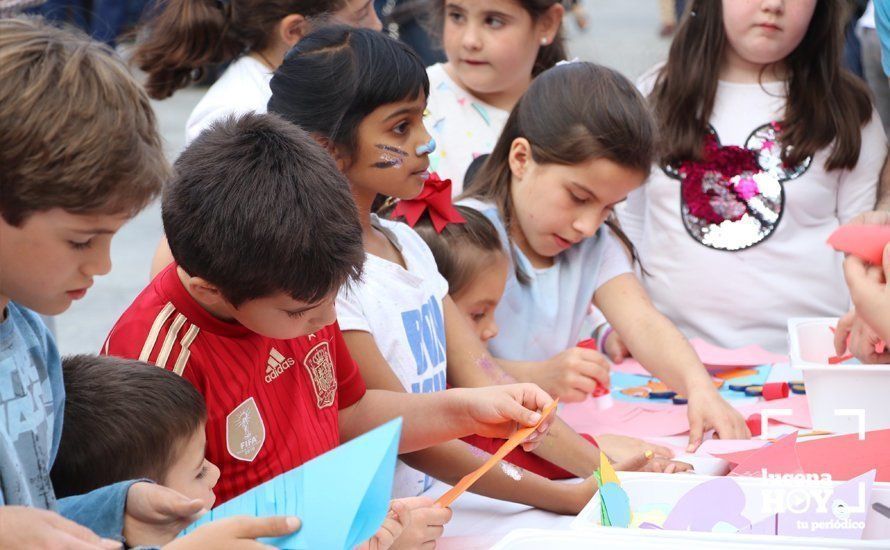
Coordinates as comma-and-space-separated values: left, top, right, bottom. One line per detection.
460, 199, 632, 361
1, 302, 134, 540
877, 0, 890, 75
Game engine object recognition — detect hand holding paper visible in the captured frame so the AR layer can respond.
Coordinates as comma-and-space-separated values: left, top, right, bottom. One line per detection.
455, 384, 557, 451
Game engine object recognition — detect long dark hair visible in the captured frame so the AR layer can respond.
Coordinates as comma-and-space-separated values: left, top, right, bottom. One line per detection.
461, 62, 656, 284
650, 0, 872, 171
133, 0, 343, 99
268, 25, 429, 157
424, 0, 566, 76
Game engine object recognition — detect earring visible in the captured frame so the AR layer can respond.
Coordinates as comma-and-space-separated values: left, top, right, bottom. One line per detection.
540, 37, 549, 45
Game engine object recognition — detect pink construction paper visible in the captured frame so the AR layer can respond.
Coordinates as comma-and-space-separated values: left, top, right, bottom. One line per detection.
612, 338, 788, 375
726, 433, 804, 477
827, 224, 890, 265
560, 398, 690, 438
776, 470, 875, 539
663, 477, 750, 532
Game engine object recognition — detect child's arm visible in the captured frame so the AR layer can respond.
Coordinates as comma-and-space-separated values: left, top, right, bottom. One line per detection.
441, 297, 601, 478
402, 441, 597, 515
495, 349, 610, 403
338, 331, 554, 453
594, 274, 749, 450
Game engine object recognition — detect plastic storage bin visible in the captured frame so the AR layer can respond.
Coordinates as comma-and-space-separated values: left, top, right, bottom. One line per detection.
787, 317, 890, 433
570, 472, 890, 547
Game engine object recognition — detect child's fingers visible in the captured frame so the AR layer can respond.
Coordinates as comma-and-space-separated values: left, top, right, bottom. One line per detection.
834, 311, 854, 355
687, 415, 704, 452
614, 451, 653, 472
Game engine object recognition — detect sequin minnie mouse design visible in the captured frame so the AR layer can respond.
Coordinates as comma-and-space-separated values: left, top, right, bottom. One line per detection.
664, 122, 812, 251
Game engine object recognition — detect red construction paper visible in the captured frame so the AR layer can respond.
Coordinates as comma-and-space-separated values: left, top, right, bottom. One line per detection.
827, 224, 890, 265
726, 432, 803, 477
795, 429, 890, 482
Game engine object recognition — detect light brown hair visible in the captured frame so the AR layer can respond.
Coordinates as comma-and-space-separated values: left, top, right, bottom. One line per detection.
133, 0, 345, 99
650, 0, 872, 171
0, 16, 166, 227
461, 61, 656, 283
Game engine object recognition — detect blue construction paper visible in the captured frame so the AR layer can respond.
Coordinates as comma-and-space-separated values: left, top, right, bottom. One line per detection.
180, 418, 402, 549
600, 482, 631, 528
610, 366, 771, 405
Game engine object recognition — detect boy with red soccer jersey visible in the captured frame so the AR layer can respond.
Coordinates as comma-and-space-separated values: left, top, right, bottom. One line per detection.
103, 266, 364, 503
103, 113, 555, 541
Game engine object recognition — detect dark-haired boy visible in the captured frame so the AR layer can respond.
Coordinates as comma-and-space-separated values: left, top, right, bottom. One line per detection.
51, 355, 220, 515
103, 113, 555, 507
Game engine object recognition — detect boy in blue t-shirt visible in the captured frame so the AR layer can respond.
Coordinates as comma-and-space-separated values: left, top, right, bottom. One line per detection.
0, 17, 301, 548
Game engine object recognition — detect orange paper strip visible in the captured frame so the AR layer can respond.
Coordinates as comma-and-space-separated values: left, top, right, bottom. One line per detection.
435, 400, 559, 508
715, 368, 758, 380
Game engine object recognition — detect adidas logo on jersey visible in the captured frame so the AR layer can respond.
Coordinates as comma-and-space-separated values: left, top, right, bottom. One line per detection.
265, 347, 295, 383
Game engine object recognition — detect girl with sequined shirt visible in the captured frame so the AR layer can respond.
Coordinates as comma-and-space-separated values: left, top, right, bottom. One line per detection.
461, 60, 751, 452
422, 0, 565, 194
618, 0, 886, 354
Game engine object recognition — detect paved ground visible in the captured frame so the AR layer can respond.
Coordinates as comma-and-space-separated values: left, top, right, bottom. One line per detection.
53, 0, 672, 354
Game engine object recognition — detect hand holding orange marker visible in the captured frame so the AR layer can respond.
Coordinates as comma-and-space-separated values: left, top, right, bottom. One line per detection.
577, 338, 614, 409
435, 400, 559, 508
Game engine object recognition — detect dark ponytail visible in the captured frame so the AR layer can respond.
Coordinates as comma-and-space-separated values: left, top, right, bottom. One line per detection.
133, 0, 343, 99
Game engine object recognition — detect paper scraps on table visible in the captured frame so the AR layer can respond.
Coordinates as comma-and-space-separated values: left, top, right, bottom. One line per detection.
714, 429, 890, 482
435, 400, 558, 508
611, 338, 788, 376
180, 417, 402, 550
827, 223, 890, 265
735, 395, 812, 429
561, 399, 691, 438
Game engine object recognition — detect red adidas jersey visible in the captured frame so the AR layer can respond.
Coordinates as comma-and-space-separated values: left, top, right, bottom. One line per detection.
102, 264, 366, 504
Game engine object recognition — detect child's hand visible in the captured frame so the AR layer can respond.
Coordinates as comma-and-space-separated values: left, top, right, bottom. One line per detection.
534, 347, 610, 402
453, 384, 556, 451
357, 498, 418, 550
123, 482, 206, 546
834, 308, 890, 364
844, 243, 890, 348
686, 388, 750, 451
594, 434, 674, 462
602, 330, 631, 363
0, 506, 122, 550
164, 515, 301, 549
390, 498, 453, 550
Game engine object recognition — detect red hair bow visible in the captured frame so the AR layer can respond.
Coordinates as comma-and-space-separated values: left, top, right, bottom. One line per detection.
391, 172, 466, 233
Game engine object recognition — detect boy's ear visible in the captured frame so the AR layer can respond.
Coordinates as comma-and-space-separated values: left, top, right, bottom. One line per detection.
186, 277, 229, 308
279, 14, 309, 48
508, 138, 532, 180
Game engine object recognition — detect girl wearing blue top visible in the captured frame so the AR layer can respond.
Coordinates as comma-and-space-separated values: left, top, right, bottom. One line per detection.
461, 61, 750, 450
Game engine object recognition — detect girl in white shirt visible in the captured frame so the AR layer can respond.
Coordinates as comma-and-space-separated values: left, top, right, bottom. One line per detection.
423, 0, 566, 193
461, 60, 750, 450
619, 0, 886, 353
133, 0, 382, 144
269, 26, 677, 514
